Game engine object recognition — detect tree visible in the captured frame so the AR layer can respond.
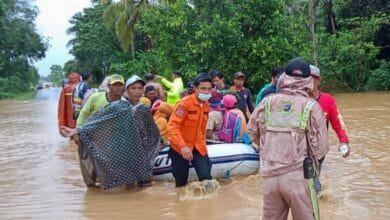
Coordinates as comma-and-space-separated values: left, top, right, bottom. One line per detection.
67, 2, 128, 82
48, 65, 64, 86
102, 0, 149, 59
0, 0, 47, 97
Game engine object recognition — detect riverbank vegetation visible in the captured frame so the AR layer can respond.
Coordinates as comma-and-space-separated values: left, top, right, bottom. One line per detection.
0, 0, 48, 99
0, 0, 389, 100
65, 0, 389, 93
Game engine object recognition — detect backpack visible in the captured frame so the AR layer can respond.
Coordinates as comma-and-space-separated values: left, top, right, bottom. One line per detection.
218, 110, 242, 143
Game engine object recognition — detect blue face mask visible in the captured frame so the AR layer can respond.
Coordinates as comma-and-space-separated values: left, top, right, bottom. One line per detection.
197, 93, 211, 101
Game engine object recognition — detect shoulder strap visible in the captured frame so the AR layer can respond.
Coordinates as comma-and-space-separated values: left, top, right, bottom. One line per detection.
299, 100, 315, 129
265, 97, 272, 127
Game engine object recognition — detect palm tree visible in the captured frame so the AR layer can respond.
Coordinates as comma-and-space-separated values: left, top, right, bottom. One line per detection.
101, 0, 148, 59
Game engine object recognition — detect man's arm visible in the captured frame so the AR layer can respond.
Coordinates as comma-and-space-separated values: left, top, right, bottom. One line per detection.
247, 106, 264, 147
246, 89, 255, 113
161, 78, 173, 89
328, 98, 349, 144
309, 103, 329, 160
168, 103, 187, 150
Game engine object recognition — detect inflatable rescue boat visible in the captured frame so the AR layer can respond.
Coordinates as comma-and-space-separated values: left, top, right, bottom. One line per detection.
153, 143, 260, 181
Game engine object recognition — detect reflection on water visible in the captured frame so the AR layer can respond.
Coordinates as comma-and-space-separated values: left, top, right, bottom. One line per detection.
0, 90, 389, 219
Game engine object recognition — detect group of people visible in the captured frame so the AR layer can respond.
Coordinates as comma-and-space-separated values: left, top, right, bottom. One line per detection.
57, 57, 351, 220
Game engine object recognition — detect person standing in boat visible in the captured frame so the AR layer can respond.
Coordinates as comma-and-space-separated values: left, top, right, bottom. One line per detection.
247, 57, 329, 220
168, 72, 213, 187
309, 65, 351, 193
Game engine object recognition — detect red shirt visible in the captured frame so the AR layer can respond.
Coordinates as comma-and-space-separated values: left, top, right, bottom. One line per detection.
317, 92, 349, 143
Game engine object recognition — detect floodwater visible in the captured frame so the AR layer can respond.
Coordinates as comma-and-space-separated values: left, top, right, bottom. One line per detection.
0, 89, 389, 219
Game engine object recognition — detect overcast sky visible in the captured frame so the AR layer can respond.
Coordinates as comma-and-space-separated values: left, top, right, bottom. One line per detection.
34, 0, 91, 76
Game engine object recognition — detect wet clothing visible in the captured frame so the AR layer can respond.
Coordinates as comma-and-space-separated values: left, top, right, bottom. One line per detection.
169, 148, 212, 187
161, 77, 184, 105
168, 94, 211, 186
168, 94, 209, 156
230, 85, 254, 121
247, 73, 329, 220
256, 83, 277, 106
263, 168, 318, 220
76, 92, 110, 127
77, 100, 160, 189
317, 92, 349, 143
313, 92, 349, 193
57, 73, 80, 129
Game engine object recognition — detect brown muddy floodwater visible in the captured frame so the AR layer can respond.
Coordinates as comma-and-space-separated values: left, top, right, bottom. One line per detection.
0, 89, 389, 220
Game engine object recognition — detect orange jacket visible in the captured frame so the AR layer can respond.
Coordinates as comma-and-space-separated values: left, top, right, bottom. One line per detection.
58, 72, 80, 129
168, 94, 209, 156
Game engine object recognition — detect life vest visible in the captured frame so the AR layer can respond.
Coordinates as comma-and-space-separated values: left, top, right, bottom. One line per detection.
265, 97, 315, 130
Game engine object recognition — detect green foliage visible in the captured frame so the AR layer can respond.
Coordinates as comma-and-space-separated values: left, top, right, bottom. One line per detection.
67, 2, 129, 82
317, 15, 386, 91
63, 0, 388, 93
366, 60, 390, 91
48, 65, 64, 86
139, 0, 310, 91
0, 0, 47, 98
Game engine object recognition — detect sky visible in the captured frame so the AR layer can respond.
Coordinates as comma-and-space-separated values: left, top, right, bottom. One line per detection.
34, 0, 91, 76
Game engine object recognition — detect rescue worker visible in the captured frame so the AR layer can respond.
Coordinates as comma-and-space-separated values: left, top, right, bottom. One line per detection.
310, 65, 351, 193
247, 57, 329, 220
57, 72, 80, 131
168, 72, 213, 187
155, 70, 184, 105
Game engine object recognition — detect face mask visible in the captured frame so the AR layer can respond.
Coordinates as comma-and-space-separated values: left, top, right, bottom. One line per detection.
197, 93, 211, 101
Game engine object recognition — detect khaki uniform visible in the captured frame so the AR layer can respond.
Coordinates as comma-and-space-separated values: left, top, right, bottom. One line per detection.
247, 73, 329, 220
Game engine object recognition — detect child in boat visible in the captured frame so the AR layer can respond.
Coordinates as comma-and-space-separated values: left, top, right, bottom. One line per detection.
206, 94, 246, 142
152, 101, 174, 146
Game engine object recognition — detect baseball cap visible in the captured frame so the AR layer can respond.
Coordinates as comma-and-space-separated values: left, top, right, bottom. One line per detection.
234, 71, 245, 79
126, 75, 145, 88
108, 74, 125, 85
310, 65, 321, 77
222, 94, 237, 108
285, 57, 311, 78
194, 72, 212, 86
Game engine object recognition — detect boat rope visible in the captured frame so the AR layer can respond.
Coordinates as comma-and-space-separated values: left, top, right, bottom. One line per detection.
223, 160, 246, 179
